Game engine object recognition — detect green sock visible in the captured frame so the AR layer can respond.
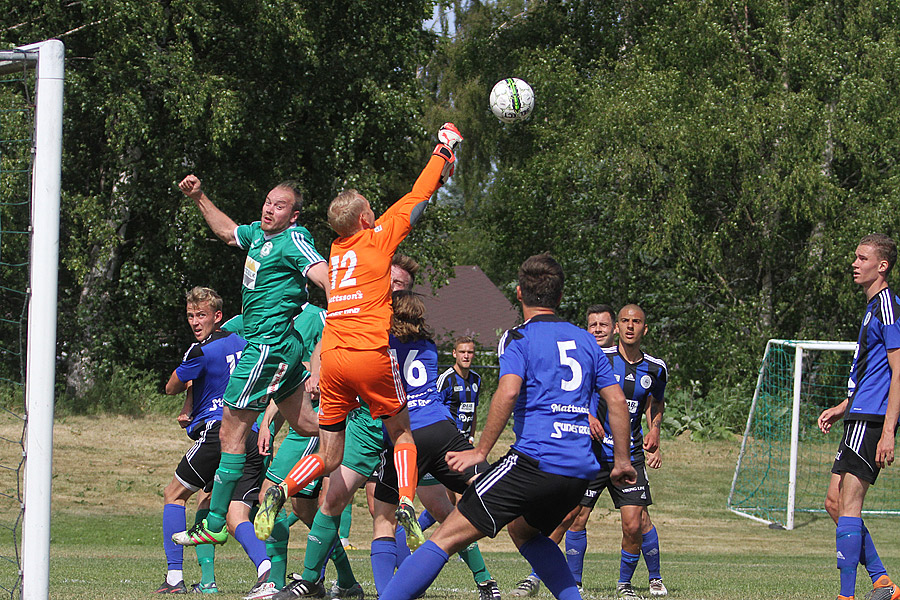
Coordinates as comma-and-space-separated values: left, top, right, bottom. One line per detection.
194, 508, 216, 585
339, 502, 353, 540
266, 510, 292, 587
301, 511, 342, 582
207, 452, 245, 532
459, 541, 491, 584
330, 542, 357, 588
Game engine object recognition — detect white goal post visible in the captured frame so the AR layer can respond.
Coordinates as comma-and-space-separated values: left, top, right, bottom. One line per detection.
728, 339, 860, 531
0, 39, 64, 600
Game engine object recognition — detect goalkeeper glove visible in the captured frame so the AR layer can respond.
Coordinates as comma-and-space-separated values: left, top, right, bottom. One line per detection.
437, 122, 463, 150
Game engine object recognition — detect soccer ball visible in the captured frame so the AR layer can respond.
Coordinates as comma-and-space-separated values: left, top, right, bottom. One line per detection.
489, 78, 534, 123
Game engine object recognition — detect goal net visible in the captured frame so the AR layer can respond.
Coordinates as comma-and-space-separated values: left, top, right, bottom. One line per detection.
0, 40, 63, 600
727, 339, 900, 530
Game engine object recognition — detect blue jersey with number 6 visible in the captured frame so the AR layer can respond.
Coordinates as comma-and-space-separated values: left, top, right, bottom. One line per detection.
175, 329, 247, 439
498, 314, 617, 479
389, 334, 453, 431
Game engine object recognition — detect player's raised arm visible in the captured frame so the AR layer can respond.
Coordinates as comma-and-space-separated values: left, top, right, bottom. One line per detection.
179, 174, 239, 246
446, 372, 520, 472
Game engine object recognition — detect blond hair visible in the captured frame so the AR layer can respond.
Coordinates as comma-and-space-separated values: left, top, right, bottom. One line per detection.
328, 189, 367, 237
185, 286, 223, 312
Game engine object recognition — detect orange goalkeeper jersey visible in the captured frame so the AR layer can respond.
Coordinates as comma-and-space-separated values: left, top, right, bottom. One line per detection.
321, 155, 445, 352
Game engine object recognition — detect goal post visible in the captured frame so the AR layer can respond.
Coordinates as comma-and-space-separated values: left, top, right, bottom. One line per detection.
727, 339, 877, 530
0, 39, 64, 600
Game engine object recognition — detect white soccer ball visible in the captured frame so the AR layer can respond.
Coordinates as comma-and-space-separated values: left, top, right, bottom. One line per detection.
489, 78, 534, 123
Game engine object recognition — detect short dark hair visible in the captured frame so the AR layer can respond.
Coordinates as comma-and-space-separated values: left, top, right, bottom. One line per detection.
518, 253, 564, 309
276, 180, 304, 214
392, 253, 421, 283
586, 304, 615, 322
860, 234, 898, 276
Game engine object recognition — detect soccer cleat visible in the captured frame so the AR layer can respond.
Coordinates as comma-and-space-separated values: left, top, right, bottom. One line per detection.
648, 578, 667, 597
273, 574, 325, 599
172, 519, 228, 546
509, 576, 540, 598
871, 576, 900, 600
255, 483, 288, 541
244, 581, 279, 600
396, 497, 426, 551
866, 588, 895, 600
477, 579, 501, 600
191, 581, 219, 594
616, 582, 641, 600
156, 579, 188, 594
329, 581, 364, 600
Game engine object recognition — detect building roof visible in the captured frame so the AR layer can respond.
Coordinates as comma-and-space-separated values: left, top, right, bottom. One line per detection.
415, 265, 521, 349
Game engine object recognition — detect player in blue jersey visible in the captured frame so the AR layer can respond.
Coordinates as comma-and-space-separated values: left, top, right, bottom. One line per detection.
375, 254, 636, 600
157, 287, 270, 594
367, 291, 499, 600
173, 176, 329, 554
818, 234, 900, 600
438, 336, 482, 443
594, 305, 667, 599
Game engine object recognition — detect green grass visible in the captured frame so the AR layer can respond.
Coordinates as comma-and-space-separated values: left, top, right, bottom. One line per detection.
38, 416, 900, 600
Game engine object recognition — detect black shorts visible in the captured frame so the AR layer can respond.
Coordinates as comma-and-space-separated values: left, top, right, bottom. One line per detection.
374, 419, 489, 504
581, 458, 652, 509
175, 421, 265, 505
456, 449, 589, 538
832, 419, 889, 485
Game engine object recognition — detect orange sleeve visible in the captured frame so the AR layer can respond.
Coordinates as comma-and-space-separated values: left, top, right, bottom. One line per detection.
372, 155, 446, 251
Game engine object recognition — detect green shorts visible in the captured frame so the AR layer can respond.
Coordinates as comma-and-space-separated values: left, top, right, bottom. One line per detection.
341, 406, 385, 477
224, 331, 309, 412
267, 427, 321, 497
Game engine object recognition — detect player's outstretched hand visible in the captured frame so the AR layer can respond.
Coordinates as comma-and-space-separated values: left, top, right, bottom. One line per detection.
179, 174, 203, 200
610, 462, 637, 488
446, 448, 485, 473
438, 122, 463, 150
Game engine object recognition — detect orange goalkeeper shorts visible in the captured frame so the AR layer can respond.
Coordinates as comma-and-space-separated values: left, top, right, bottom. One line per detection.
319, 347, 407, 426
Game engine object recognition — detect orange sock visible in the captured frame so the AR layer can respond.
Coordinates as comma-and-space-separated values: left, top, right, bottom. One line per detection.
393, 442, 418, 501
285, 454, 324, 496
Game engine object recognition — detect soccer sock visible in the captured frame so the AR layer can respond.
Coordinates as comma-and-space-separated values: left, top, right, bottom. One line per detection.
379, 540, 449, 600
206, 452, 245, 532
618, 550, 640, 585
861, 524, 888, 583
235, 520, 270, 573
418, 509, 437, 531
371, 537, 398, 596
266, 510, 294, 587
339, 502, 353, 540
330, 541, 358, 589
393, 442, 419, 501
642, 526, 662, 580
837, 516, 864, 598
394, 523, 412, 568
520, 535, 581, 600
193, 508, 216, 585
565, 529, 587, 584
163, 503, 185, 573
302, 511, 343, 582
459, 541, 491, 584
285, 454, 325, 497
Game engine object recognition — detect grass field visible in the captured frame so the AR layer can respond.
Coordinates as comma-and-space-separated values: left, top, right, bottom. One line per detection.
35, 414, 900, 599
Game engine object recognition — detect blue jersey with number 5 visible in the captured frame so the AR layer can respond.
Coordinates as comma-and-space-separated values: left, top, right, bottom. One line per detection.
175, 329, 247, 439
389, 334, 453, 431
498, 314, 617, 478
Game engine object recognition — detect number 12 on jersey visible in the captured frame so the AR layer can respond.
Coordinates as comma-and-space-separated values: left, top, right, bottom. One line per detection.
330, 251, 358, 289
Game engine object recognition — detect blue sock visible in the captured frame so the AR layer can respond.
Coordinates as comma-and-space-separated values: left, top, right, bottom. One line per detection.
163, 503, 186, 570
371, 537, 398, 596
619, 550, 640, 585
642, 526, 662, 580
235, 521, 269, 570
418, 509, 437, 532
520, 535, 581, 600
862, 524, 888, 583
837, 516, 863, 598
565, 530, 587, 584
394, 524, 411, 568
379, 540, 449, 600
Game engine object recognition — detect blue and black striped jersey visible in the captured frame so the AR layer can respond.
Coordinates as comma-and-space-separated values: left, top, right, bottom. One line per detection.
437, 367, 482, 438
847, 287, 900, 421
